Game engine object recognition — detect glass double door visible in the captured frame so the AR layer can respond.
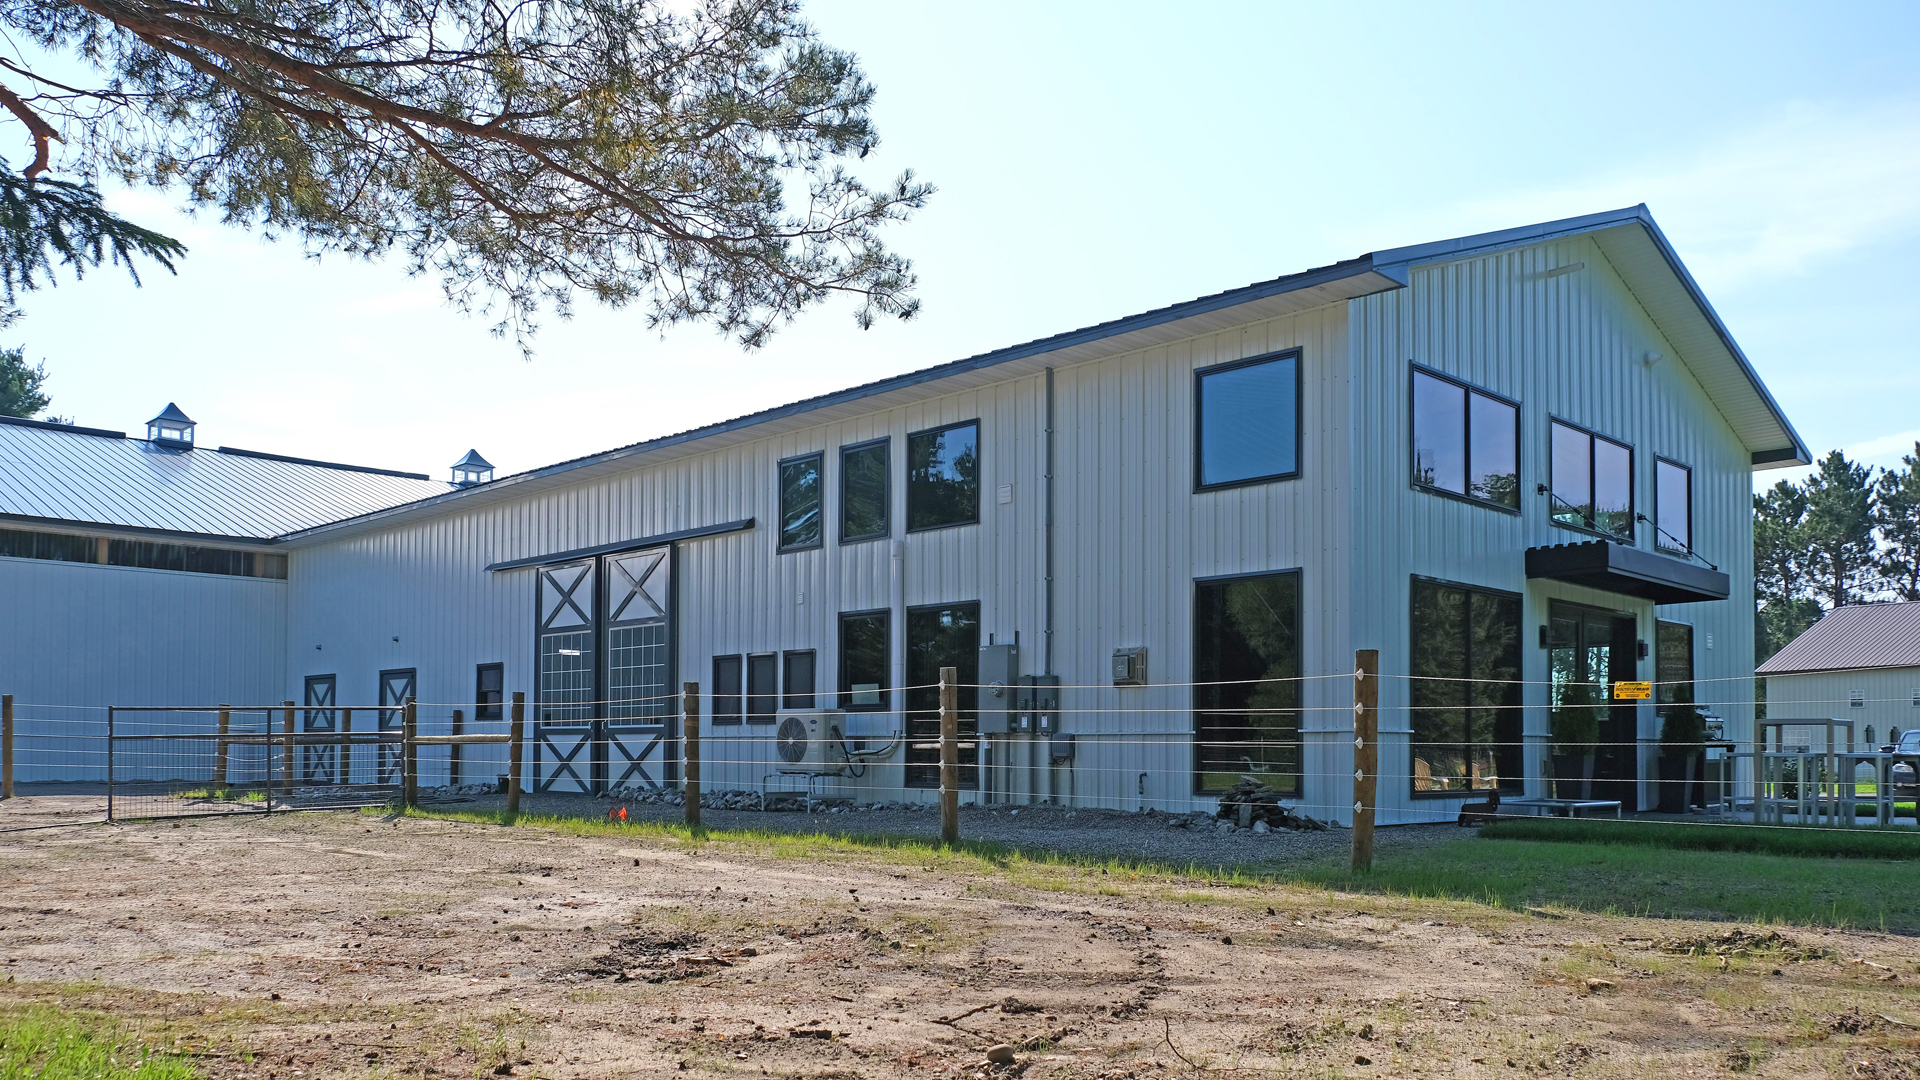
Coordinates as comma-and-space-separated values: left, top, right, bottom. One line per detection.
1548, 603, 1638, 806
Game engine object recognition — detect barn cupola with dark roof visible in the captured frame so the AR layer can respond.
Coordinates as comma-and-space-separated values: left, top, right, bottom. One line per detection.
451, 449, 494, 487
146, 403, 195, 447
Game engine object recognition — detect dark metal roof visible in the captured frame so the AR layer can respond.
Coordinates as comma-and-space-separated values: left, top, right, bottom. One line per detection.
453, 448, 494, 471
0, 418, 451, 541
148, 402, 194, 425
1524, 539, 1732, 605
1756, 603, 1920, 675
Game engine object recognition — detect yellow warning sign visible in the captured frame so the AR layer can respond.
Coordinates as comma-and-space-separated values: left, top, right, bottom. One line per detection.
1612, 681, 1652, 700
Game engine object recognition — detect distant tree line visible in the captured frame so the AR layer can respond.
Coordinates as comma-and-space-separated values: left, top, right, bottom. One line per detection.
1754, 446, 1920, 664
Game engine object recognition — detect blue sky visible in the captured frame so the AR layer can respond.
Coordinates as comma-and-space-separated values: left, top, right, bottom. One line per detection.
14, 0, 1919, 486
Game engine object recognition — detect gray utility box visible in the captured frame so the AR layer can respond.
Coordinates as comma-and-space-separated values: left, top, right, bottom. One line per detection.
977, 644, 1020, 734
1112, 646, 1148, 686
1015, 674, 1062, 734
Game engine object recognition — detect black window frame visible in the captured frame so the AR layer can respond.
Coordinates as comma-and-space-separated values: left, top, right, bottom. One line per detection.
1654, 456, 1693, 557
1548, 416, 1635, 543
776, 451, 825, 553
1408, 575, 1524, 799
838, 609, 892, 711
1193, 348, 1304, 492
1191, 567, 1303, 795
905, 419, 981, 533
782, 649, 817, 710
746, 652, 778, 723
711, 654, 744, 725
838, 436, 892, 544
475, 662, 504, 723
903, 600, 981, 789
1408, 364, 1521, 513
1654, 619, 1694, 721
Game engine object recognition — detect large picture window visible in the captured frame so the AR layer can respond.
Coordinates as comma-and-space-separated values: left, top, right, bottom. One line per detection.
1193, 571, 1300, 793
1655, 620, 1694, 716
1195, 351, 1300, 490
838, 610, 890, 711
1409, 579, 1522, 795
840, 438, 890, 542
1655, 458, 1692, 556
1411, 367, 1518, 509
906, 421, 979, 531
778, 452, 823, 551
1550, 419, 1633, 541
904, 602, 980, 787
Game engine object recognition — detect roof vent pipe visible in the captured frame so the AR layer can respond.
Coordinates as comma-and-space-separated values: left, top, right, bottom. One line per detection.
146, 403, 195, 448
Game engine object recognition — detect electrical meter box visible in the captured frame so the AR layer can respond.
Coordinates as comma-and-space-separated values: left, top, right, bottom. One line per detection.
1112, 646, 1148, 686
976, 644, 1020, 734
1015, 674, 1061, 734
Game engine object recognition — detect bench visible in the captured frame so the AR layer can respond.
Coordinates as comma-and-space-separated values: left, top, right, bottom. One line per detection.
1503, 796, 1623, 819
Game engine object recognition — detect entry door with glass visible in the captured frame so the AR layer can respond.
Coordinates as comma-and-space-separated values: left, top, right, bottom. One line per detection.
1547, 604, 1638, 805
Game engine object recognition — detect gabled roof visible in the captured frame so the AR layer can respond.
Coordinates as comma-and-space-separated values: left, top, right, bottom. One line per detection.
0, 414, 451, 543
284, 206, 1804, 544
1757, 603, 1920, 676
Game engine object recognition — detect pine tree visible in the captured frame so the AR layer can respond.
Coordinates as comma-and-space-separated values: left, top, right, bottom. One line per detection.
1801, 450, 1879, 611
1753, 480, 1822, 664
1878, 443, 1920, 601
0, 344, 51, 419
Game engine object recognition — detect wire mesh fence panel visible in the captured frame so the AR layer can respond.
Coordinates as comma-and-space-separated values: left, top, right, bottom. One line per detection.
0, 705, 111, 830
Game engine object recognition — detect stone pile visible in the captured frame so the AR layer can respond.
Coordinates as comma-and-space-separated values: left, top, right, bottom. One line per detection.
1191, 776, 1330, 832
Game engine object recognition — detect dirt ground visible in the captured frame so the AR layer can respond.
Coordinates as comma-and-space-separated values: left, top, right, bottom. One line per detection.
3, 810, 1919, 1079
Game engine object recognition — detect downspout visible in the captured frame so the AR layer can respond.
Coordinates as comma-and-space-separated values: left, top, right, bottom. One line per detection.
891, 538, 907, 791
1042, 367, 1057, 803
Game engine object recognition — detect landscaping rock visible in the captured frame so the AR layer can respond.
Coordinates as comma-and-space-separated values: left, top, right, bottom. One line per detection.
984, 1043, 1016, 1065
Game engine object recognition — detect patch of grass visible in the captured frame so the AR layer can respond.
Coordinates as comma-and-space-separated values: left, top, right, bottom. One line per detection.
0, 1006, 200, 1079
1479, 817, 1920, 860
1295, 837, 1920, 930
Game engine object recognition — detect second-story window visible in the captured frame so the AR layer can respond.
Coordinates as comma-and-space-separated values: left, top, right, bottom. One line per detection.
1550, 419, 1633, 541
778, 452, 823, 551
1195, 350, 1300, 490
840, 437, 890, 542
907, 420, 979, 531
1655, 458, 1692, 556
1410, 367, 1518, 509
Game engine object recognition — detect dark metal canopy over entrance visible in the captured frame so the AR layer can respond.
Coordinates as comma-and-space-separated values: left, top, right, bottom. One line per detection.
1524, 540, 1729, 605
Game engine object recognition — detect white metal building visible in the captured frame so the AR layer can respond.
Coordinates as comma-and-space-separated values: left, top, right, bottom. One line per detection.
0, 206, 1808, 821
1758, 603, 1920, 746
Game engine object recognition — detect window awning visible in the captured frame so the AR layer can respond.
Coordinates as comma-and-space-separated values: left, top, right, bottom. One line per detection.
1524, 540, 1729, 605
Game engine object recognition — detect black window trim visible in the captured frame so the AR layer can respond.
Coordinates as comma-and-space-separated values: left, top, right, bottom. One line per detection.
745, 651, 779, 724
775, 450, 826, 553
902, 599, 983, 790
904, 418, 982, 534
838, 435, 892, 545
711, 653, 744, 726
1407, 573, 1525, 800
1547, 414, 1636, 544
837, 607, 893, 712
1192, 347, 1305, 493
1653, 455, 1693, 557
1407, 362, 1522, 516
782, 649, 818, 711
1189, 565, 1304, 795
475, 662, 505, 723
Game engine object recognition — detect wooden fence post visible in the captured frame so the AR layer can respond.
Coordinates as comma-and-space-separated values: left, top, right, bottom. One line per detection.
2, 694, 13, 800
939, 666, 959, 846
339, 708, 353, 787
281, 701, 296, 805
449, 708, 465, 789
684, 682, 701, 827
1351, 650, 1379, 872
212, 704, 230, 789
507, 692, 525, 815
403, 698, 418, 809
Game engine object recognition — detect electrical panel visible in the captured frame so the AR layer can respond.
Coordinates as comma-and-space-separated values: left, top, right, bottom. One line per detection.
1015, 674, 1061, 734
977, 644, 1019, 734
1112, 646, 1148, 686
1049, 732, 1076, 763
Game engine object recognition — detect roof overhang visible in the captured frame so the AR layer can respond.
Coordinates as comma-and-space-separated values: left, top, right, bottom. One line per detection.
1525, 540, 1730, 605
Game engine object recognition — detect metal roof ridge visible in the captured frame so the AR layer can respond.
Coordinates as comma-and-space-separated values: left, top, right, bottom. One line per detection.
0, 413, 127, 439
214, 445, 435, 481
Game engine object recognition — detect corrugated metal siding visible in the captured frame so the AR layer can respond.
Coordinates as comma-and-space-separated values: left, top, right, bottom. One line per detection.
0, 556, 286, 781
1756, 603, 1920, 674
1763, 670, 1920, 738
1348, 234, 1758, 821
0, 425, 449, 538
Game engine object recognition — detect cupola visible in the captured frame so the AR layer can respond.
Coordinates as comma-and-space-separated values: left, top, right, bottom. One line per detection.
146, 403, 195, 447
451, 449, 494, 487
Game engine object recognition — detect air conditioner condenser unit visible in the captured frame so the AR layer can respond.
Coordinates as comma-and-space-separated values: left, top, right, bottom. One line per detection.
772, 712, 848, 774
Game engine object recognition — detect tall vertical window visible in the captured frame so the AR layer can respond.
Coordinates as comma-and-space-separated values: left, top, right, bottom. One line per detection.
1550, 419, 1634, 541
1655, 458, 1692, 556
747, 653, 778, 723
1409, 579, 1522, 795
838, 610, 890, 711
904, 602, 980, 787
778, 452, 823, 550
1655, 620, 1694, 721
1193, 571, 1301, 793
840, 438, 890, 542
906, 421, 979, 531
1410, 368, 1518, 509
712, 655, 743, 725
1195, 351, 1300, 489
475, 663, 504, 723
782, 650, 817, 710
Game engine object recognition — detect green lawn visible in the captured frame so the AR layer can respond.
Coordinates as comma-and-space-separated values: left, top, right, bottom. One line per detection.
1293, 836, 1920, 931
1480, 816, 1920, 859
0, 1007, 199, 1080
